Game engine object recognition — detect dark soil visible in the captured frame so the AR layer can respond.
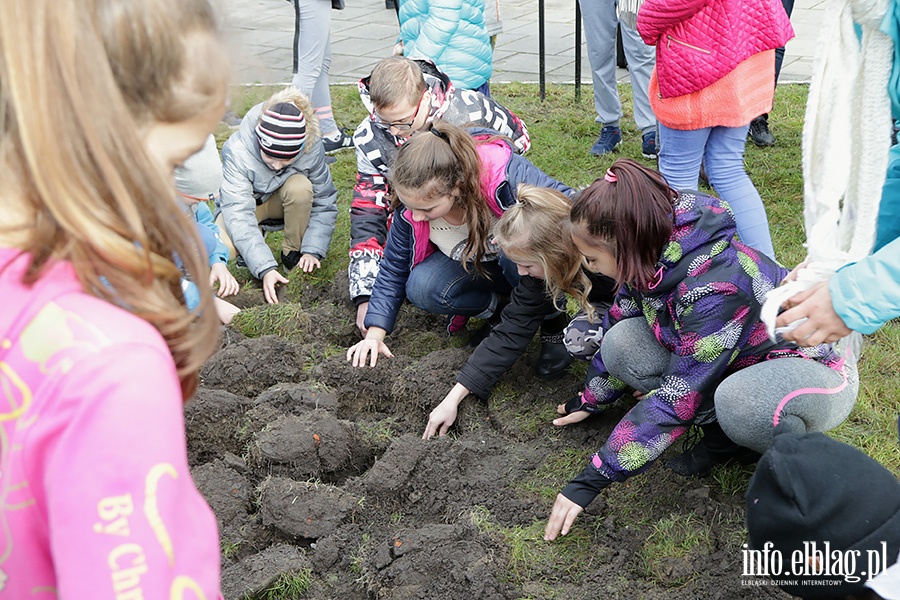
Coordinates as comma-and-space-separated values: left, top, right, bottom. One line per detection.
188, 280, 788, 599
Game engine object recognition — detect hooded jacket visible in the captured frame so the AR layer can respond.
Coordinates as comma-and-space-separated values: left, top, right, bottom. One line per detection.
364, 133, 573, 398
349, 60, 530, 304
562, 192, 846, 506
219, 103, 338, 279
637, 0, 794, 98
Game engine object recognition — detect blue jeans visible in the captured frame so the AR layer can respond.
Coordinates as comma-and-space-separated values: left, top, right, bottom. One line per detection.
405, 251, 517, 317
577, 0, 656, 132
658, 123, 776, 259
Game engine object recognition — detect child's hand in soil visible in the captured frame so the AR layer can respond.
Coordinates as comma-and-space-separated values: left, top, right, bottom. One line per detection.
209, 262, 240, 298
544, 493, 583, 541
552, 393, 591, 427
423, 384, 468, 439
347, 327, 393, 367
296, 253, 321, 273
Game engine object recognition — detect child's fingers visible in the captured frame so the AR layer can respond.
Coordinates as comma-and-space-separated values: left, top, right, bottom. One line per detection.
552, 411, 591, 427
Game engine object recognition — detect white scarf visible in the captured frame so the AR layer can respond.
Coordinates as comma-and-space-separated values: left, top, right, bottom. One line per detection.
761, 0, 894, 339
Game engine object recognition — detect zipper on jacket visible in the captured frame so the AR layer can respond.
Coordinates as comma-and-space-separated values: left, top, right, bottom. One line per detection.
666, 35, 712, 54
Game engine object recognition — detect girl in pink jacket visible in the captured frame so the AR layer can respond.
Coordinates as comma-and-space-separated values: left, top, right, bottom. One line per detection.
0, 0, 228, 596
637, 0, 794, 259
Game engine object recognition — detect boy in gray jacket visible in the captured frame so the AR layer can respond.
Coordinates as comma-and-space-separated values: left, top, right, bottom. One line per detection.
217, 88, 338, 303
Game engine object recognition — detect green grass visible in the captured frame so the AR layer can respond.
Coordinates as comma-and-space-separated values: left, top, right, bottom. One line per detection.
256, 570, 313, 600
467, 506, 607, 591
639, 513, 712, 587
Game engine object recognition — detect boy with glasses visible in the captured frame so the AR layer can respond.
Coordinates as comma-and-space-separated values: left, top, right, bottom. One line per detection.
349, 57, 530, 336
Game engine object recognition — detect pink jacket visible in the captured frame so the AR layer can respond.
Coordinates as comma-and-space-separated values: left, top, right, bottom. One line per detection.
637, 0, 794, 98
0, 248, 222, 598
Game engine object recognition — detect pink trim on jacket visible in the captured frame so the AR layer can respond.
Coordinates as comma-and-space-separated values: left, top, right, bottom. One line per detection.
637, 0, 794, 98
405, 138, 510, 268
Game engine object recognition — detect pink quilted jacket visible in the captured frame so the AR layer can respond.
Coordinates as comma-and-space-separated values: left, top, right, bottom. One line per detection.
637, 0, 794, 98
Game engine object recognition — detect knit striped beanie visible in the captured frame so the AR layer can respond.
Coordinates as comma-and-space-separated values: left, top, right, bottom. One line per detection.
255, 102, 306, 159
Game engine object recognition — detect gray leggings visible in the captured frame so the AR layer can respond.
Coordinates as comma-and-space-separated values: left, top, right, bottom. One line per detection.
601, 318, 859, 454
291, 0, 337, 135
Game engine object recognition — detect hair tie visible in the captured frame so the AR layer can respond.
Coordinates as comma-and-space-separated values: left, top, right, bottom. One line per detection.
604, 169, 617, 183
430, 126, 450, 142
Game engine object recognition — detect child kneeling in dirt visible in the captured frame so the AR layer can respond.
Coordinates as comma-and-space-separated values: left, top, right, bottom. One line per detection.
418, 185, 619, 438
217, 88, 338, 304
545, 159, 859, 541
346, 122, 582, 417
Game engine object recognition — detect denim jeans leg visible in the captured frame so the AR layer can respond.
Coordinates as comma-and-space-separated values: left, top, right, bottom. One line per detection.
704, 125, 775, 259
406, 252, 497, 317
658, 124, 710, 191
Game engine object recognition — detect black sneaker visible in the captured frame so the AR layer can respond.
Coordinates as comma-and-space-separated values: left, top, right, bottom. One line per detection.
748, 115, 775, 147
323, 128, 354, 154
665, 425, 760, 478
235, 255, 247, 268
281, 250, 303, 271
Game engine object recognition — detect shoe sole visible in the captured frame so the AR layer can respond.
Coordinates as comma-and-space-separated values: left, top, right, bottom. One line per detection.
642, 152, 658, 159
590, 141, 621, 157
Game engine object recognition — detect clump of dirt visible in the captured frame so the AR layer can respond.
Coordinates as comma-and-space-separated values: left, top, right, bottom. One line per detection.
251, 410, 375, 481
361, 523, 512, 600
201, 335, 309, 397
187, 282, 788, 599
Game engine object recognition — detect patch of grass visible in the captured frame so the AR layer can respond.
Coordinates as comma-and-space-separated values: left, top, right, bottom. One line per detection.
515, 448, 592, 502
710, 462, 755, 497
489, 382, 562, 437
640, 513, 712, 587
231, 303, 310, 340
465, 506, 603, 589
221, 539, 242, 560
357, 417, 399, 446
257, 570, 313, 600
348, 533, 372, 575
831, 322, 900, 473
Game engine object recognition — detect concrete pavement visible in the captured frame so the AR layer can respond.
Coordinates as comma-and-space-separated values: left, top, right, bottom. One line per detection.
220, 0, 823, 88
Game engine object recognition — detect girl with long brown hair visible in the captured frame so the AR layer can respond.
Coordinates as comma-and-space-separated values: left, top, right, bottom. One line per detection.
0, 0, 228, 594
545, 159, 858, 541
346, 122, 576, 432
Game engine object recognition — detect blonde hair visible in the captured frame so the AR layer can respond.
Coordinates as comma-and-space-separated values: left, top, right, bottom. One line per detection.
259, 87, 321, 151
390, 122, 494, 275
368, 56, 427, 110
0, 0, 229, 400
494, 185, 590, 313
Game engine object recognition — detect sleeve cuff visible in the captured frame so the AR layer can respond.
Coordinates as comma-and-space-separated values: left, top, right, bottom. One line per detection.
353, 295, 371, 307
257, 266, 277, 280
561, 462, 613, 508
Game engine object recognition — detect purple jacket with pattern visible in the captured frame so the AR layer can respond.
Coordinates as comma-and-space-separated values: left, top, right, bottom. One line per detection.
563, 191, 846, 507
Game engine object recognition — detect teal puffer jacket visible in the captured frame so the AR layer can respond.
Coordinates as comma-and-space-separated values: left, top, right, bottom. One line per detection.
399, 0, 492, 90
